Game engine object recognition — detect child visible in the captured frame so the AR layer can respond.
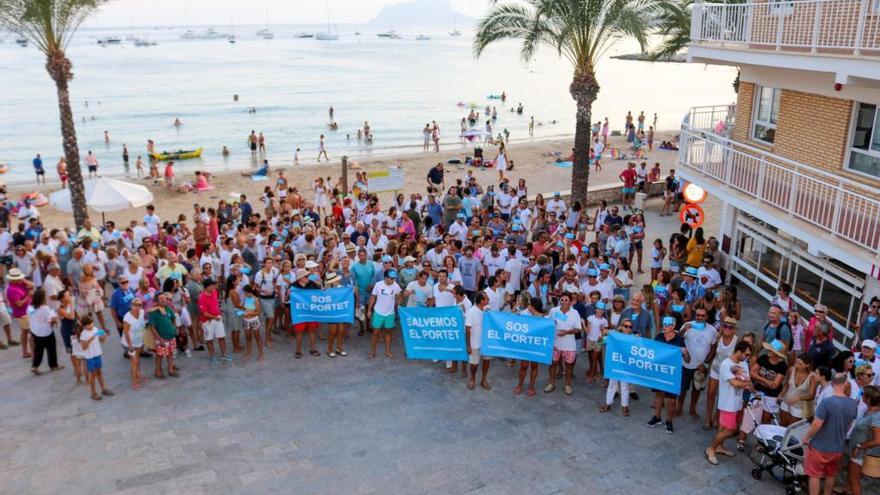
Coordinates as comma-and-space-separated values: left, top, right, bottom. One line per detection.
241, 285, 264, 361
600, 315, 634, 416
294, 148, 301, 166
585, 301, 608, 383
650, 239, 666, 282
135, 156, 144, 177
788, 310, 806, 352
78, 315, 114, 400
325, 272, 348, 358
149, 160, 160, 184
58, 290, 81, 384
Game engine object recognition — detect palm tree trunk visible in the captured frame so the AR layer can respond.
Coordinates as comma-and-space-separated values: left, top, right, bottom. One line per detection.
569, 71, 600, 204
48, 52, 88, 228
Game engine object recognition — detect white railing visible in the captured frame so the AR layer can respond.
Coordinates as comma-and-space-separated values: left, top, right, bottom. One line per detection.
678, 122, 880, 255
686, 104, 737, 134
691, 0, 880, 55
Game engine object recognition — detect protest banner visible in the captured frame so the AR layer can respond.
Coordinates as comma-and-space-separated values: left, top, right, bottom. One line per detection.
480, 311, 554, 364
289, 287, 355, 324
399, 307, 467, 361
603, 332, 683, 394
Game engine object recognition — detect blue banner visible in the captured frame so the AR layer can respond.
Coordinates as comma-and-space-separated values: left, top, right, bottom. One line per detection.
603, 332, 683, 394
480, 311, 554, 364
289, 287, 355, 324
399, 307, 467, 361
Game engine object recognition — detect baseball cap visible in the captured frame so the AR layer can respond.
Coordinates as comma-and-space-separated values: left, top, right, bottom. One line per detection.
599, 263, 610, 271
381, 255, 393, 263
662, 316, 676, 326
587, 268, 598, 277
862, 339, 877, 349
304, 260, 319, 269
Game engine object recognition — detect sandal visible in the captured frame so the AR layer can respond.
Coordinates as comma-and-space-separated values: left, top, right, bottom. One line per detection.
91, 394, 102, 401
328, 352, 337, 358
168, 371, 180, 378
102, 389, 115, 396
295, 352, 303, 359
736, 440, 746, 452
513, 385, 523, 395
154, 373, 166, 380
599, 405, 611, 413
31, 368, 40, 375
337, 350, 347, 357
309, 350, 321, 357
50, 365, 65, 371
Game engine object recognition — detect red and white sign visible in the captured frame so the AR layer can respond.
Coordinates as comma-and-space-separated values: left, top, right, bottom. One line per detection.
680, 203, 705, 229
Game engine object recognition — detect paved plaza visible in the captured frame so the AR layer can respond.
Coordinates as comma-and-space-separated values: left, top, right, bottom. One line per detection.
0, 198, 858, 495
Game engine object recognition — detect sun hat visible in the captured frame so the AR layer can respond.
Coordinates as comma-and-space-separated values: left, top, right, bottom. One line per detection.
345, 244, 357, 253
381, 255, 393, 263
587, 268, 598, 277
722, 316, 738, 326
762, 339, 788, 359
861, 339, 877, 349
304, 260, 319, 269
684, 266, 699, 277
403, 256, 416, 264
294, 253, 307, 262
295, 268, 309, 280
324, 272, 341, 286
6, 268, 24, 281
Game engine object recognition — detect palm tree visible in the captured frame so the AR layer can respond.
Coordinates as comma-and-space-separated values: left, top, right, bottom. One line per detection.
474, 0, 659, 203
650, 0, 692, 61
0, 0, 106, 228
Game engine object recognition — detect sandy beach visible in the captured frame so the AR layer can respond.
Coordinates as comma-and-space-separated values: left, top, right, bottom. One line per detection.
12, 132, 680, 228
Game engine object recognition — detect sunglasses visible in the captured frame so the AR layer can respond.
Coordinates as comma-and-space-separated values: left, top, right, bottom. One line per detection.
622, 324, 633, 328
815, 310, 825, 314
862, 373, 875, 377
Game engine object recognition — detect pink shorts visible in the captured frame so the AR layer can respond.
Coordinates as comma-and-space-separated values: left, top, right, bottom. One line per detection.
552, 348, 577, 365
805, 447, 842, 478
719, 410, 740, 430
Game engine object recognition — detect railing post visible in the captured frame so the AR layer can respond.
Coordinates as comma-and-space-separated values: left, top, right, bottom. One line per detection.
775, 3, 785, 51
830, 189, 843, 236
756, 159, 766, 199
810, 1, 822, 53
855, 0, 869, 55
788, 174, 798, 214
721, 5, 728, 45
692, 0, 704, 42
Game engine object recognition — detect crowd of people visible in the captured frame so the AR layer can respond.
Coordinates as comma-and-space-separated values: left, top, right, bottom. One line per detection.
0, 158, 879, 494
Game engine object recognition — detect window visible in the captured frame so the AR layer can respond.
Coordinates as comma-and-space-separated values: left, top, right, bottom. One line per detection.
849, 103, 880, 179
752, 86, 781, 144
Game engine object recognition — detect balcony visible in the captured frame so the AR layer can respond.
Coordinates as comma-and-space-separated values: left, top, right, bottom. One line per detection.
689, 0, 880, 83
677, 107, 880, 260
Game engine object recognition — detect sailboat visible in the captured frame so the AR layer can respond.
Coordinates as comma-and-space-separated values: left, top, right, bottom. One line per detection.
449, 12, 462, 36
256, 8, 274, 39
315, 1, 339, 41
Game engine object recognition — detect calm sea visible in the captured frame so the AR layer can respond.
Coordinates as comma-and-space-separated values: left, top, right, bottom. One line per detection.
0, 25, 737, 184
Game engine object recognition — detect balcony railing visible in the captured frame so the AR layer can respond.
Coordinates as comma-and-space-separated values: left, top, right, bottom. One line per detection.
691, 0, 880, 56
686, 104, 737, 135
678, 122, 880, 255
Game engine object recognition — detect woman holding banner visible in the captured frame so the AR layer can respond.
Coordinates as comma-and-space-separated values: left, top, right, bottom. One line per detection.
601, 316, 636, 416
544, 292, 583, 396
514, 294, 545, 397
292, 269, 321, 359
324, 272, 348, 358
647, 316, 690, 434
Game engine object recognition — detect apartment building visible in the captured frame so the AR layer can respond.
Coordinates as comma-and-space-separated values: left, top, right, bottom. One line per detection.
680, 0, 880, 346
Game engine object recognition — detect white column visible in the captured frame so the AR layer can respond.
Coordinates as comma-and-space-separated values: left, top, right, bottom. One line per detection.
717, 201, 738, 282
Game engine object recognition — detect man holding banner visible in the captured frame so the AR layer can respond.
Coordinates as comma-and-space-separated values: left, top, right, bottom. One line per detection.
544, 293, 583, 396
465, 293, 491, 390
647, 316, 690, 434
368, 269, 402, 359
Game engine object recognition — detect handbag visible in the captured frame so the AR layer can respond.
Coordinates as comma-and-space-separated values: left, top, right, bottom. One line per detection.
143, 326, 156, 351
863, 453, 880, 478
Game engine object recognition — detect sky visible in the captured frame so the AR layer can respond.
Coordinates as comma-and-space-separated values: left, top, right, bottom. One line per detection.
85, 0, 488, 27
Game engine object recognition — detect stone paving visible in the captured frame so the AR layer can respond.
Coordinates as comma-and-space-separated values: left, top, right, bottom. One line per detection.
0, 197, 851, 495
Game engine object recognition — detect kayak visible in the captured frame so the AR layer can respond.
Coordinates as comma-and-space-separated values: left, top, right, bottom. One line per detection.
150, 147, 203, 161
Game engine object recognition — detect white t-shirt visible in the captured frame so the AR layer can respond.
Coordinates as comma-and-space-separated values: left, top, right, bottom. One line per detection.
483, 254, 505, 277
682, 323, 718, 370
717, 357, 744, 413
504, 258, 524, 294
586, 314, 608, 342
405, 281, 433, 308
29, 306, 56, 338
143, 213, 161, 235
122, 311, 146, 347
547, 199, 566, 218
371, 281, 401, 316
485, 287, 505, 312
79, 328, 103, 359
550, 306, 581, 352
697, 266, 722, 289
465, 306, 484, 349
433, 283, 456, 307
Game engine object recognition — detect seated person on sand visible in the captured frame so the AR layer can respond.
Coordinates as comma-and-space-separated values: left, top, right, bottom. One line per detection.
242, 159, 270, 177
177, 171, 214, 193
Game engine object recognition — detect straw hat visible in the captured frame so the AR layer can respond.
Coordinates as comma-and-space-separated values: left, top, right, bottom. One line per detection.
295, 268, 309, 280
762, 339, 788, 359
324, 272, 341, 286
6, 268, 24, 281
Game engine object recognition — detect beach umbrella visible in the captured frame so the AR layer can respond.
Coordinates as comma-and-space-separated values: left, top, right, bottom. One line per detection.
460, 128, 491, 142
49, 177, 154, 222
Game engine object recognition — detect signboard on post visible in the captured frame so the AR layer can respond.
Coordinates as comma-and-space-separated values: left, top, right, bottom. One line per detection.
680, 203, 705, 229
367, 167, 404, 193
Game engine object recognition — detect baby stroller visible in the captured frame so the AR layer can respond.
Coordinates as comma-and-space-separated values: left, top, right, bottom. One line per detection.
745, 393, 809, 494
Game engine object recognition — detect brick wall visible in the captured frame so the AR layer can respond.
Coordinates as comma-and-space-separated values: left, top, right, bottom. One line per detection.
773, 89, 852, 173
731, 82, 853, 174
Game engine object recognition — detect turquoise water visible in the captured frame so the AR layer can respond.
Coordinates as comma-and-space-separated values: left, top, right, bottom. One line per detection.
0, 26, 737, 184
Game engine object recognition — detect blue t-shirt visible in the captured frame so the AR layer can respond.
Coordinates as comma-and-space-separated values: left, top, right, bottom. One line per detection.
351, 261, 375, 292
33, 157, 43, 171
110, 288, 136, 319
810, 395, 858, 453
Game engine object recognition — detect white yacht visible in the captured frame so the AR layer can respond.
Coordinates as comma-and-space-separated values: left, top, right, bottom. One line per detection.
97, 36, 123, 45
449, 29, 462, 37
294, 32, 314, 39
181, 28, 228, 40
256, 28, 274, 40
133, 38, 158, 47
377, 30, 401, 39
15, 37, 27, 46
416, 34, 431, 41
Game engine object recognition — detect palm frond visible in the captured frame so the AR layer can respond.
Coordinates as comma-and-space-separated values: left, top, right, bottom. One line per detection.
0, 0, 107, 54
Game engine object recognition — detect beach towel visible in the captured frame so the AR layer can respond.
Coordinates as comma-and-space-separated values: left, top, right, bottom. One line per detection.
553, 161, 573, 168
251, 175, 269, 182
610, 148, 625, 160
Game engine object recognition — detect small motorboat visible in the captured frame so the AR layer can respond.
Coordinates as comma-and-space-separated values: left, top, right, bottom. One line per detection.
97, 36, 123, 45
416, 34, 431, 41
150, 147, 203, 161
